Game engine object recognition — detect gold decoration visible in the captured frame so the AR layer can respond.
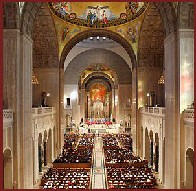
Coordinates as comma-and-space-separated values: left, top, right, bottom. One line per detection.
32, 69, 39, 85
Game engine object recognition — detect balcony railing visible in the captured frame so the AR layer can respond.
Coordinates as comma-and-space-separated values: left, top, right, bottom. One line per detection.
184, 109, 194, 120
140, 107, 165, 116
32, 107, 55, 115
3, 109, 13, 122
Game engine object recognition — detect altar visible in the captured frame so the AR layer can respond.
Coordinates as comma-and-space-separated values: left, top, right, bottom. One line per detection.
79, 123, 122, 134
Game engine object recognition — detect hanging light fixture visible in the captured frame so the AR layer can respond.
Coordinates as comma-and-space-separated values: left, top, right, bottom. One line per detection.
32, 69, 39, 85
158, 75, 165, 84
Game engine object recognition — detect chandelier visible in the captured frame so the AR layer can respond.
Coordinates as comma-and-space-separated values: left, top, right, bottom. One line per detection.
32, 69, 39, 85
158, 75, 165, 84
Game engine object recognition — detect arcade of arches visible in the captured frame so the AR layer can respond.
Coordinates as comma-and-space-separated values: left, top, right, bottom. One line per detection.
3, 2, 194, 189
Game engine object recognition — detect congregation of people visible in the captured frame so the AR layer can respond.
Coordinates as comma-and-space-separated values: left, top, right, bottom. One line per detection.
42, 168, 90, 189
54, 134, 94, 164
77, 134, 95, 148
41, 133, 157, 189
103, 134, 157, 189
102, 134, 119, 148
42, 134, 93, 189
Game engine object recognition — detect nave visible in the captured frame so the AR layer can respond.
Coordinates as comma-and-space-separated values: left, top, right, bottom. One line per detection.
39, 133, 161, 189
3, 2, 194, 189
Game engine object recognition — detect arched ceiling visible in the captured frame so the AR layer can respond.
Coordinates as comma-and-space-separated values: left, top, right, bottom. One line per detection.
64, 37, 132, 71
137, 3, 164, 67
64, 49, 132, 84
4, 2, 185, 71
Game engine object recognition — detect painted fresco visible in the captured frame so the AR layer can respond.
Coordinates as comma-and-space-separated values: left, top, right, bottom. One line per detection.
49, 2, 148, 28
90, 83, 107, 103
48, 2, 149, 58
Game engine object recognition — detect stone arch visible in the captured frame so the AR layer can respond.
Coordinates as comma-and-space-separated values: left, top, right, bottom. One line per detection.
149, 130, 154, 166
155, 132, 159, 146
154, 132, 159, 172
185, 148, 194, 189
86, 78, 112, 93
60, 29, 136, 69
43, 130, 47, 142
64, 48, 132, 84
38, 133, 42, 146
140, 126, 144, 157
149, 130, 153, 141
43, 130, 48, 166
145, 128, 150, 163
46, 129, 53, 163
3, 148, 13, 189
82, 72, 115, 90
38, 133, 43, 172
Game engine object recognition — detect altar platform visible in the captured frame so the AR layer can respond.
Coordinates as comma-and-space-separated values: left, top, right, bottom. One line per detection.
79, 124, 124, 134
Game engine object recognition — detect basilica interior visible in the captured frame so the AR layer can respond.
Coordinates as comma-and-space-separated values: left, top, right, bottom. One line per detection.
3, 2, 194, 189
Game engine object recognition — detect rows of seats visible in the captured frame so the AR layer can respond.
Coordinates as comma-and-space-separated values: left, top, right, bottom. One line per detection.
116, 133, 132, 151
105, 133, 157, 189
78, 134, 95, 148
42, 133, 93, 189
104, 148, 139, 163
53, 147, 92, 163
64, 133, 79, 149
102, 134, 119, 148
107, 166, 156, 189
42, 168, 90, 189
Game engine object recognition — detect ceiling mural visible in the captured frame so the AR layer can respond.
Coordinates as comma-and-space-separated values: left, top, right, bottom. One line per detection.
49, 2, 148, 28
48, 2, 149, 58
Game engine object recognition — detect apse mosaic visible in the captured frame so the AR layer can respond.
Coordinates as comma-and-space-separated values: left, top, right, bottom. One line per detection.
90, 83, 107, 103
48, 2, 149, 58
49, 2, 148, 28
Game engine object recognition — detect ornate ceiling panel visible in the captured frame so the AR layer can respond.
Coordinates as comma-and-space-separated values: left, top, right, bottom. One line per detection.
49, 2, 148, 28
48, 2, 148, 58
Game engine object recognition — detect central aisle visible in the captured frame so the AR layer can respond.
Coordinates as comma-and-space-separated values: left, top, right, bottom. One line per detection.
91, 135, 107, 189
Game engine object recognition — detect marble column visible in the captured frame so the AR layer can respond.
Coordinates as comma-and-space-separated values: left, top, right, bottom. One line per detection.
142, 126, 146, 159
33, 137, 39, 184
80, 89, 86, 121
178, 29, 194, 189
3, 29, 21, 188
178, 29, 194, 113
159, 123, 163, 183
111, 88, 116, 120
115, 88, 120, 123
164, 32, 179, 189
4, 30, 34, 188
20, 33, 34, 188
131, 68, 137, 154
59, 69, 65, 150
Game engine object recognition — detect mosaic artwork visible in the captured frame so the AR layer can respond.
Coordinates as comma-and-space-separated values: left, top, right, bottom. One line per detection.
49, 2, 148, 28
90, 83, 107, 103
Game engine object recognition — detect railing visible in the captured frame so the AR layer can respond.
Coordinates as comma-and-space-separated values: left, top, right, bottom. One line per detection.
184, 109, 194, 120
32, 107, 55, 115
140, 107, 165, 116
3, 109, 13, 122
